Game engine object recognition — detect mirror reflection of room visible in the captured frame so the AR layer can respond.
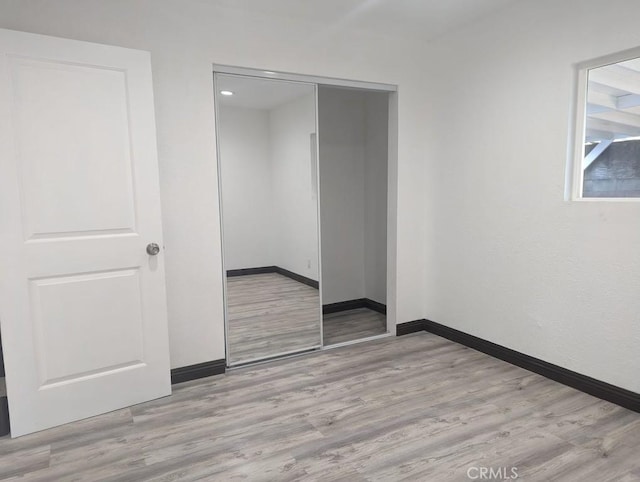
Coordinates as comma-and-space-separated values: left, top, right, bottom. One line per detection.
318, 86, 389, 346
216, 74, 321, 365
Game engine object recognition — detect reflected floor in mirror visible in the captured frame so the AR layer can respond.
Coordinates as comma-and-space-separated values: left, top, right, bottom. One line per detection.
323, 308, 386, 346
226, 273, 321, 365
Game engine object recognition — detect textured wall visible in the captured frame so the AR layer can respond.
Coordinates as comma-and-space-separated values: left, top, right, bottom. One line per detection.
424, 0, 640, 392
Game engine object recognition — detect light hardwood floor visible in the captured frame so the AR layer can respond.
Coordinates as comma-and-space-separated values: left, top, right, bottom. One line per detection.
2, 332, 640, 481
226, 273, 321, 364
323, 308, 387, 346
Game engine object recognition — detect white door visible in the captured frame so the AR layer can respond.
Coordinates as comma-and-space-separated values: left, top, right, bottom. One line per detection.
0, 29, 171, 437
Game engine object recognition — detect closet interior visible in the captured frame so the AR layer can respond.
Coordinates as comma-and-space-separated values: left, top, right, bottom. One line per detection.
318, 86, 389, 346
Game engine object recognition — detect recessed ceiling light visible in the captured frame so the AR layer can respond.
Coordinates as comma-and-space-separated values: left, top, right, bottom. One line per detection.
220, 90, 234, 96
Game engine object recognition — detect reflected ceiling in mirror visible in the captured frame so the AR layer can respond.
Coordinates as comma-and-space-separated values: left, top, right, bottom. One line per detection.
216, 74, 314, 110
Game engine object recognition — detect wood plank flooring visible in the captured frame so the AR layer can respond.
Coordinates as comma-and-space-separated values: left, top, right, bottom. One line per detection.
2, 333, 640, 481
323, 308, 387, 346
226, 273, 321, 364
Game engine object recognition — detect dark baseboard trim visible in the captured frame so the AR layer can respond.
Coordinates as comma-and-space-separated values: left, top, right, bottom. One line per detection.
415, 319, 640, 414
0, 397, 8, 437
323, 298, 387, 315
396, 319, 426, 336
0, 332, 5, 378
275, 267, 319, 289
323, 298, 367, 314
227, 266, 278, 277
364, 299, 387, 315
170, 359, 226, 385
226, 266, 319, 289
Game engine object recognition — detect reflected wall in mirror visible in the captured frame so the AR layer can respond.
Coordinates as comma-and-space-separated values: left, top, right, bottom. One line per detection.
318, 86, 389, 346
215, 74, 321, 365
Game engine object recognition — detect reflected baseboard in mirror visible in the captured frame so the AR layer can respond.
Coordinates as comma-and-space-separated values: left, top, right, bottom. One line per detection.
228, 266, 318, 289
323, 298, 386, 315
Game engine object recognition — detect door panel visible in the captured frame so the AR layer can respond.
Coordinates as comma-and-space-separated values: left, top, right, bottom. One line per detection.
10, 57, 137, 238
31, 269, 145, 386
0, 28, 171, 437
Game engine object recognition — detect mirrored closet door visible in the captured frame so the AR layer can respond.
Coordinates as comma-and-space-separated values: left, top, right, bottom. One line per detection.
215, 73, 322, 366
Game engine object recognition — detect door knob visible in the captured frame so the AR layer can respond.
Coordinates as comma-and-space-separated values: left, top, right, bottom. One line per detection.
146, 243, 161, 256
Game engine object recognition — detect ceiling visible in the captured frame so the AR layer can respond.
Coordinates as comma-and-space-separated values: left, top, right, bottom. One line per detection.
216, 74, 314, 110
210, 0, 521, 41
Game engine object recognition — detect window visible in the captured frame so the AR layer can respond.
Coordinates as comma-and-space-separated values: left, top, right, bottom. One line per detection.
572, 52, 640, 199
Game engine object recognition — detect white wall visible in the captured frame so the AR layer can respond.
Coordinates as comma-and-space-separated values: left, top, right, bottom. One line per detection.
270, 93, 319, 281
218, 94, 318, 279
0, 0, 428, 367
218, 105, 275, 270
319, 88, 367, 304
318, 87, 388, 305
364, 91, 389, 304
424, 0, 640, 392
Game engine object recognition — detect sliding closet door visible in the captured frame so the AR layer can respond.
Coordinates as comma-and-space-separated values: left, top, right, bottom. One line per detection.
215, 74, 322, 365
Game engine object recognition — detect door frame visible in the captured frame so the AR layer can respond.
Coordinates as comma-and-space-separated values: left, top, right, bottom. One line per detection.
211, 64, 399, 363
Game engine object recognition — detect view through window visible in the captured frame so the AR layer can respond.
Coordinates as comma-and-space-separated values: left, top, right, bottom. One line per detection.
580, 57, 640, 198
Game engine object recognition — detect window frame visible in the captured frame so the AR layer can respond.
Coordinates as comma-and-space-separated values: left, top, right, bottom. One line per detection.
568, 47, 640, 202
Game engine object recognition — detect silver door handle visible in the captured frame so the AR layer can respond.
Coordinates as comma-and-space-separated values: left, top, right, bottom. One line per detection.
146, 243, 161, 256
